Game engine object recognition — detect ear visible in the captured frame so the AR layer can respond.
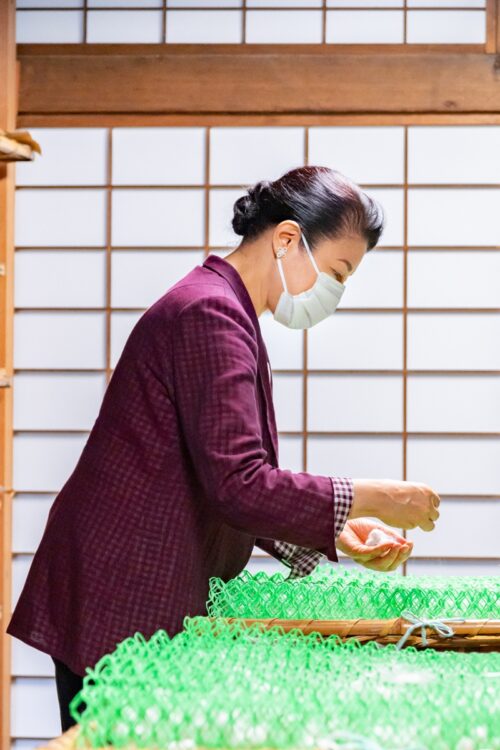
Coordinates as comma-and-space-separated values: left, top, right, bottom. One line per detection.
273, 221, 302, 254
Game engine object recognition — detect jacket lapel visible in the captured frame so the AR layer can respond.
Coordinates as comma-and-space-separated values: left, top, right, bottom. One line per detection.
202, 254, 279, 465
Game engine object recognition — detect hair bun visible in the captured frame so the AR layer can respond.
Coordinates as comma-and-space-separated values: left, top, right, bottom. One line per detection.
232, 180, 272, 236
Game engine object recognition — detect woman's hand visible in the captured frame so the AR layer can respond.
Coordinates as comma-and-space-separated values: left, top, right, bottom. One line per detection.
336, 518, 413, 572
349, 479, 440, 532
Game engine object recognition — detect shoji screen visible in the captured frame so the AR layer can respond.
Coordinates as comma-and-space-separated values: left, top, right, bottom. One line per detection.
15, 0, 488, 46
10, 124, 500, 745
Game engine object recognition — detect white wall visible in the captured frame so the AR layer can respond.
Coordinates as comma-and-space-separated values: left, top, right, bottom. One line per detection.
10, 124, 500, 744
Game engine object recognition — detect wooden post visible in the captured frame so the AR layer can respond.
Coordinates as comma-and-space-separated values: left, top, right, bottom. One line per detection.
0, 2, 17, 749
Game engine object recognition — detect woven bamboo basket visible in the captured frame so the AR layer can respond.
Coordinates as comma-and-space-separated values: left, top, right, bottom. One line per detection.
210, 616, 500, 651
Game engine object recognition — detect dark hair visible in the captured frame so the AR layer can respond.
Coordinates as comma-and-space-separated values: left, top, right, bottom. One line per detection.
232, 165, 384, 251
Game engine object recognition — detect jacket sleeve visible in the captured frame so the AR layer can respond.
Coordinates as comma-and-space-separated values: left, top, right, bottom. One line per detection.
255, 476, 354, 577
171, 294, 338, 561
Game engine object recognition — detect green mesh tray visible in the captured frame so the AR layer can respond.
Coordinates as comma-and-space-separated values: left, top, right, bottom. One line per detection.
207, 566, 500, 621
71, 617, 500, 750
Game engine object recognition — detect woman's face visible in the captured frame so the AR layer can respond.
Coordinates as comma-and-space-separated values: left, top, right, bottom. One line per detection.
270, 221, 367, 299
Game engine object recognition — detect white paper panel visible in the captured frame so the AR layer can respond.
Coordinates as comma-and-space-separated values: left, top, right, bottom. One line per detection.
16, 129, 107, 187
112, 128, 205, 185
110, 311, 143, 368
11, 639, 54, 677
308, 374, 403, 431
15, 251, 106, 308
407, 375, 500, 432
407, 313, 500, 370
11, 555, 32, 608
259, 312, 303, 370
210, 127, 305, 185
307, 436, 403, 478
326, 10, 404, 43
332, 558, 356, 570
169, 0, 241, 5
17, 0, 83, 6
341, 250, 403, 308
365, 189, 404, 246
407, 437, 500, 494
408, 127, 500, 185
308, 127, 405, 185
408, 189, 500, 247
15, 190, 107, 247
87, 10, 162, 42
246, 10, 322, 43
12, 495, 54, 554
111, 250, 203, 308
209, 189, 242, 248
87, 0, 161, 4
407, 10, 485, 43
14, 373, 106, 430
16, 10, 83, 42
408, 250, 500, 308
11, 740, 48, 750
407, 500, 500, 557
14, 434, 88, 492
308, 313, 403, 370
277, 435, 303, 472
272, 374, 303, 432
328, 1, 404, 6
14, 312, 106, 369
407, 560, 500, 577
166, 10, 242, 42
11, 678, 60, 739
245, 557, 288, 576
112, 190, 205, 247
408, 1, 485, 6
90, 0, 162, 5
248, 1, 321, 6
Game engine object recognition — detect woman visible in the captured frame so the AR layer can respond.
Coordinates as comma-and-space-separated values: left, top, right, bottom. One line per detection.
7, 166, 440, 731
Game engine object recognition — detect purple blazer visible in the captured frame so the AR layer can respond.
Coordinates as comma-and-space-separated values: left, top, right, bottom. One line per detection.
7, 254, 338, 676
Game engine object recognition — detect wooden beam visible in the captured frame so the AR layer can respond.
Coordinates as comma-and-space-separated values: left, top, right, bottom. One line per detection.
496, 0, 500, 53
17, 44, 500, 119
0, 3, 16, 750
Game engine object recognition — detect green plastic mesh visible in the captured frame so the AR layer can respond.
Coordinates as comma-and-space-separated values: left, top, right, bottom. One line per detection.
207, 566, 500, 620
70, 618, 500, 750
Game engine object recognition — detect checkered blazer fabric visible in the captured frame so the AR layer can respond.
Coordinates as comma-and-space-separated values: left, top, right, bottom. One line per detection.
7, 254, 341, 676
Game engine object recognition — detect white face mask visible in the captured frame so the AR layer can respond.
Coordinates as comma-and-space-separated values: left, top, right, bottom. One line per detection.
273, 231, 346, 329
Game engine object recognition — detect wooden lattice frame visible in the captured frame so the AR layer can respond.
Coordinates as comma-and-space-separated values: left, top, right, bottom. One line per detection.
3, 5, 500, 749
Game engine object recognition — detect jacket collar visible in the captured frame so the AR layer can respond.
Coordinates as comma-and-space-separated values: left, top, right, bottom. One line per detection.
202, 254, 262, 337
202, 253, 279, 464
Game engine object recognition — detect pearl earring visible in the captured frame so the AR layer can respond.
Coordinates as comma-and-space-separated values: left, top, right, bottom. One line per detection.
276, 247, 287, 259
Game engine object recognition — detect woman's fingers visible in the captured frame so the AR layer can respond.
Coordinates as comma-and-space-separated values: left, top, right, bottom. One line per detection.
360, 540, 413, 571
429, 506, 440, 522
419, 518, 435, 532
362, 547, 400, 571
385, 547, 412, 572
374, 547, 401, 571
380, 528, 408, 546
352, 542, 396, 562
